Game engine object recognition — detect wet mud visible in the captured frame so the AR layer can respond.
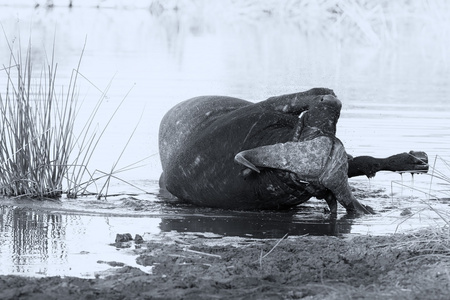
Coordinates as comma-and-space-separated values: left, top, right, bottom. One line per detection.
1, 229, 450, 300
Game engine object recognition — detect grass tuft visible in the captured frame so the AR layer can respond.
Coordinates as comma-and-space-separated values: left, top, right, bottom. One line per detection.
0, 34, 138, 199
0, 35, 75, 198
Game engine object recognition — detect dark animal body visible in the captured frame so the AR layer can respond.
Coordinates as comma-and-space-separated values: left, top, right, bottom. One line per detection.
159, 88, 428, 214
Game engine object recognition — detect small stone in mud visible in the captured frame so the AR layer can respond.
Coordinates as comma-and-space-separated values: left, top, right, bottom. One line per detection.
115, 233, 133, 243
135, 234, 144, 244
400, 208, 412, 216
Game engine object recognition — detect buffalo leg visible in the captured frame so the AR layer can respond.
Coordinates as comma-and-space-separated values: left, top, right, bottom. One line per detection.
348, 151, 428, 178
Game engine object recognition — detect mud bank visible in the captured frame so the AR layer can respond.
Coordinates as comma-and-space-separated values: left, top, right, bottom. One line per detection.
1, 229, 450, 299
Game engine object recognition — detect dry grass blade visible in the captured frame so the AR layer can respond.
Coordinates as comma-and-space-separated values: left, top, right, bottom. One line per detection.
96, 85, 139, 198
391, 155, 450, 230
256, 233, 289, 267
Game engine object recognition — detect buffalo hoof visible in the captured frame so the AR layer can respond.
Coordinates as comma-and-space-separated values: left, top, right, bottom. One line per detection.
387, 151, 429, 174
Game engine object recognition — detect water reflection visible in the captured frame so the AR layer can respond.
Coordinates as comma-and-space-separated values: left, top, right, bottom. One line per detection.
0, 196, 353, 277
0, 205, 67, 274
156, 189, 355, 237
0, 202, 159, 277
159, 214, 354, 238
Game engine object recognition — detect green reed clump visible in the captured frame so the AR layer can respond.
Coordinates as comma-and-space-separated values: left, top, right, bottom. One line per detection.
0, 39, 94, 199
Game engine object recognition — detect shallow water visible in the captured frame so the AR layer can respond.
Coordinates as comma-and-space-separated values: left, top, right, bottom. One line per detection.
1, 175, 449, 277
0, 2, 450, 277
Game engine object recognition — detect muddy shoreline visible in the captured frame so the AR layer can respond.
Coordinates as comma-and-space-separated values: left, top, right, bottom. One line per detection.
1, 229, 449, 300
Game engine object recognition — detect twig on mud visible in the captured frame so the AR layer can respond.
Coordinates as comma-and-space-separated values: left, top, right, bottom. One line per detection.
183, 248, 222, 259
259, 249, 264, 268
262, 233, 289, 260
168, 254, 187, 258
173, 238, 191, 245
257, 233, 289, 266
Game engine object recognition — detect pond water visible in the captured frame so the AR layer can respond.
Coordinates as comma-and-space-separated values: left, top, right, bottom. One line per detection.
1, 1, 450, 277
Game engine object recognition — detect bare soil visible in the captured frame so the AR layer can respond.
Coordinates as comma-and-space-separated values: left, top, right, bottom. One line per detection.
1, 230, 450, 300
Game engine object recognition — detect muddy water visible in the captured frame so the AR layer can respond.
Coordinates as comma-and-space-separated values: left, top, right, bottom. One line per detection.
1, 3, 450, 277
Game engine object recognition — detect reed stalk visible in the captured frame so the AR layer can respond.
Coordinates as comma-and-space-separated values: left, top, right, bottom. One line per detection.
0, 36, 127, 199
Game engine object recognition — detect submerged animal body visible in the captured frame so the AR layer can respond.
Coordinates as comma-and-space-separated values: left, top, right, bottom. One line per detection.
159, 88, 428, 214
